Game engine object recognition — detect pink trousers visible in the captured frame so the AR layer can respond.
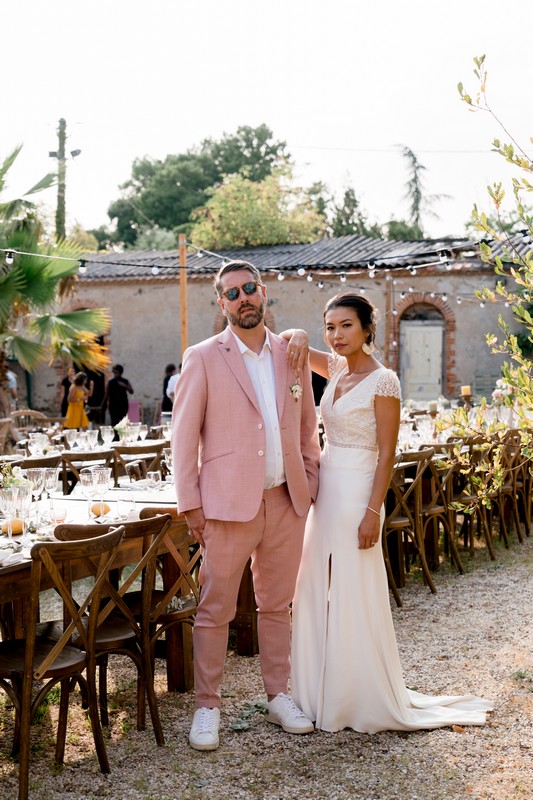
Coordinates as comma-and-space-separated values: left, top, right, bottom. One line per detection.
193, 483, 306, 708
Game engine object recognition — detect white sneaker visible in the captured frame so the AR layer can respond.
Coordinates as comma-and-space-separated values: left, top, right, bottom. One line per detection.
189, 707, 220, 751
265, 693, 314, 734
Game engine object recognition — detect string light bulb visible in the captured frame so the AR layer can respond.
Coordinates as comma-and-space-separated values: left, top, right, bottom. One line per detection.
78, 259, 87, 275
277, 272, 285, 281
368, 269, 376, 278
457, 296, 462, 304
442, 294, 448, 302
307, 274, 313, 282
151, 266, 159, 275
410, 267, 416, 276
318, 281, 325, 289
480, 301, 485, 308
340, 273, 346, 283
297, 267, 306, 277
5, 251, 14, 265
196, 250, 203, 258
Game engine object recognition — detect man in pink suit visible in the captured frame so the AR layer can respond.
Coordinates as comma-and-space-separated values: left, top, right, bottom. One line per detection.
172, 259, 320, 750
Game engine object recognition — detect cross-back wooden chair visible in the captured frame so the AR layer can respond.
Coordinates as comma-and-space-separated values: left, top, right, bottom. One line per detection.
53, 514, 173, 745
0, 527, 125, 800
19, 452, 62, 470
419, 448, 465, 574
452, 436, 496, 560
60, 448, 115, 494
137, 507, 200, 692
495, 429, 529, 545
112, 441, 166, 486
382, 448, 437, 606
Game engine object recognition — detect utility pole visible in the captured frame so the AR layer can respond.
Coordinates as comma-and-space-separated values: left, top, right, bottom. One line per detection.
49, 118, 81, 241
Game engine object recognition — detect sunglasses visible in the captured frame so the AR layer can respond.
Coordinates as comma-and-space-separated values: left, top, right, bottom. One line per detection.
221, 280, 261, 302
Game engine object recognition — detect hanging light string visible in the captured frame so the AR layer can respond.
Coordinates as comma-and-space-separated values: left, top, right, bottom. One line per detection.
0, 241, 517, 306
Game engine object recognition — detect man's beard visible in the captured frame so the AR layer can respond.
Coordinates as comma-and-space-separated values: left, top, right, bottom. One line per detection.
226, 298, 265, 329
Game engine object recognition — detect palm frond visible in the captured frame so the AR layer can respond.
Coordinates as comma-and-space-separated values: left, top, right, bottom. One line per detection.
0, 332, 47, 372
0, 145, 23, 192
31, 308, 111, 341
0, 269, 26, 328
49, 336, 110, 373
23, 172, 57, 196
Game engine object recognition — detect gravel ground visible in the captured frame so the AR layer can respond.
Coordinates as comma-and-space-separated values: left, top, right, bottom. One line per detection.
1, 537, 532, 800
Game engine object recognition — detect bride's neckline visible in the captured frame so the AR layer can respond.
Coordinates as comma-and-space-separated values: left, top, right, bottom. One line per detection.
332, 364, 383, 406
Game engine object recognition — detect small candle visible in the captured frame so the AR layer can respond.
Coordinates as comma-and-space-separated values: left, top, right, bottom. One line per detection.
460, 385, 471, 396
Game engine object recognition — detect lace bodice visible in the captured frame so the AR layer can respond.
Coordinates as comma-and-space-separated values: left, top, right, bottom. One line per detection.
320, 363, 401, 450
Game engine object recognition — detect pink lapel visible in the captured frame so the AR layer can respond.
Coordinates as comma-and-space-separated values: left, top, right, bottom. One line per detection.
217, 327, 261, 414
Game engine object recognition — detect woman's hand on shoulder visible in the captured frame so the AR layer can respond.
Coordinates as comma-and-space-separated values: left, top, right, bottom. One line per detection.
285, 329, 309, 373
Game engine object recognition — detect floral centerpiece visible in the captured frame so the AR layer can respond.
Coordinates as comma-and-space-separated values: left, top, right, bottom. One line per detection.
0, 464, 31, 489
114, 415, 131, 440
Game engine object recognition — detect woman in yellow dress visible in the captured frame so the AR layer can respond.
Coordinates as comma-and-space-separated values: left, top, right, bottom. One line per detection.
64, 372, 93, 429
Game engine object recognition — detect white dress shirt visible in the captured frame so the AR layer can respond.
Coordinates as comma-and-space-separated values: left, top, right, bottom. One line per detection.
231, 329, 285, 489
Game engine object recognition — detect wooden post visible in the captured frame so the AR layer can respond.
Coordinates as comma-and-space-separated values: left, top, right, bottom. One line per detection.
178, 234, 188, 357
384, 277, 392, 368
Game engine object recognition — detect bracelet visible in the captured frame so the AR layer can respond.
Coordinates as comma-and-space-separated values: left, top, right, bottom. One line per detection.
367, 506, 381, 517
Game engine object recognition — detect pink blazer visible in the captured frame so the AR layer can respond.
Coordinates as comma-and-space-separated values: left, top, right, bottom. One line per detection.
171, 326, 320, 522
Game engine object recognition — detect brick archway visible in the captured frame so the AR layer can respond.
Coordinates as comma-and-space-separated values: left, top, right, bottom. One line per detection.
388, 293, 457, 397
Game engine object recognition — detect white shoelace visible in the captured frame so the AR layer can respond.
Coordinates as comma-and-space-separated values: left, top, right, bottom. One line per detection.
196, 708, 217, 732
274, 693, 306, 718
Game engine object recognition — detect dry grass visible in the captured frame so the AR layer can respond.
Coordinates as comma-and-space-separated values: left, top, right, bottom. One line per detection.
1, 537, 532, 800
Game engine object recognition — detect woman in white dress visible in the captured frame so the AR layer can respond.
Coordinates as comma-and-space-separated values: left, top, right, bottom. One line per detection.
285, 292, 493, 733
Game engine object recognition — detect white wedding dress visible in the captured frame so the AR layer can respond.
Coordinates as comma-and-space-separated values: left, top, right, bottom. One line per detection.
291, 363, 493, 733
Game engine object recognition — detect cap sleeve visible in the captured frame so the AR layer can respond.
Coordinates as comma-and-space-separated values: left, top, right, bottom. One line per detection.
375, 370, 402, 400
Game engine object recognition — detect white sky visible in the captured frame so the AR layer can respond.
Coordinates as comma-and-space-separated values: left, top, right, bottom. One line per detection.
2, 0, 531, 240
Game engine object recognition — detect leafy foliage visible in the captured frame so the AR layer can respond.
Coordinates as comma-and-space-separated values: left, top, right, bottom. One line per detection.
0, 147, 110, 388
107, 125, 289, 247
436, 55, 533, 505
189, 168, 327, 249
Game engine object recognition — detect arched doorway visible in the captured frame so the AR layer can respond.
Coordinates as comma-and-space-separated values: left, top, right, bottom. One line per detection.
399, 303, 445, 400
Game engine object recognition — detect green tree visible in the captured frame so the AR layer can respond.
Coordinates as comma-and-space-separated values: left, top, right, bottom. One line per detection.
107, 125, 289, 247
330, 187, 382, 239
189, 169, 326, 249
389, 145, 449, 240
0, 147, 110, 410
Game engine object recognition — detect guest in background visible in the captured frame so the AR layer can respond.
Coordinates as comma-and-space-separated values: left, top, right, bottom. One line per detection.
101, 364, 133, 427
60, 366, 75, 417
5, 369, 18, 411
64, 372, 93, 430
161, 363, 176, 413
166, 362, 182, 406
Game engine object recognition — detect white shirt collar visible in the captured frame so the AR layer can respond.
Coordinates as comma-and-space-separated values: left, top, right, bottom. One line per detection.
230, 327, 271, 357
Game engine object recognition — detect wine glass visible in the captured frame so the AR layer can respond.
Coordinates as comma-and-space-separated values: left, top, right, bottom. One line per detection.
79, 470, 99, 521
43, 467, 59, 521
93, 467, 112, 516
162, 448, 173, 479
116, 494, 136, 521
25, 468, 45, 524
100, 425, 115, 446
64, 429, 78, 449
16, 483, 33, 545
138, 424, 148, 441
0, 487, 17, 539
86, 429, 99, 450
146, 471, 162, 491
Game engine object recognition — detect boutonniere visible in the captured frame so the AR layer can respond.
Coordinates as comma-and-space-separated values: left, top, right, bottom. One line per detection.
290, 381, 303, 401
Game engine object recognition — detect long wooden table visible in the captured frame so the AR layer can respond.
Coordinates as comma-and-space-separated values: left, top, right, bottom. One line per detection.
0, 496, 196, 692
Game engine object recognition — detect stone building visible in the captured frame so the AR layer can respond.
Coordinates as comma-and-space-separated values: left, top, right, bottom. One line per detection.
27, 234, 525, 420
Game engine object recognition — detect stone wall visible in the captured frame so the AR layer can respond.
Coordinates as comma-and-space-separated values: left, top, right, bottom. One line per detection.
28, 266, 517, 417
